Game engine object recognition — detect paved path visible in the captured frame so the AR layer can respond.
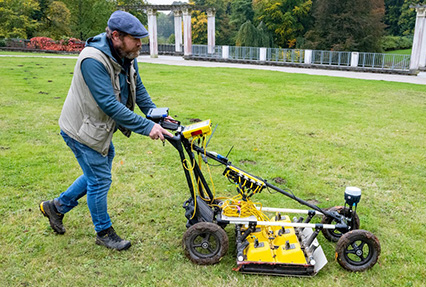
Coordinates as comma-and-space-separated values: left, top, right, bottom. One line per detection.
2, 53, 425, 85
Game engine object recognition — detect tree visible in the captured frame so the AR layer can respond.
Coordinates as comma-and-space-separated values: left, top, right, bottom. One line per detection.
44, 1, 71, 39
65, 0, 115, 40
157, 12, 174, 41
256, 21, 273, 47
305, 0, 385, 52
235, 20, 258, 46
117, 0, 147, 26
235, 20, 273, 47
253, 0, 312, 48
0, 0, 40, 38
33, 0, 53, 23
230, 0, 254, 30
191, 0, 235, 45
384, 0, 405, 35
398, 0, 425, 36
191, 10, 207, 44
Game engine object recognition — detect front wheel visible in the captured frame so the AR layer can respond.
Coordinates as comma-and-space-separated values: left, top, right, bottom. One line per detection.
182, 222, 229, 265
336, 229, 381, 272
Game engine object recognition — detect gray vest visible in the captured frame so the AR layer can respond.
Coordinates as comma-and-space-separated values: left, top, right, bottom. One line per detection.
59, 47, 137, 156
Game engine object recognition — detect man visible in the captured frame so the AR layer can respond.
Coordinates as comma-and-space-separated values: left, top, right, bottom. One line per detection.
39, 10, 173, 251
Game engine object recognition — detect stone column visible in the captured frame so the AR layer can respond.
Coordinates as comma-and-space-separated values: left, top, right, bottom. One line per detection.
207, 8, 216, 54
173, 10, 182, 53
182, 7, 192, 56
410, 5, 426, 70
147, 8, 158, 58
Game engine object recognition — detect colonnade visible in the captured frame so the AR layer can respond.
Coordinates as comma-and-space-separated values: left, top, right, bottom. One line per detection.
144, 5, 215, 58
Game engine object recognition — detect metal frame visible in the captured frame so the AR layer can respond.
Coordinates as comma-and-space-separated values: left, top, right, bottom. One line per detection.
164, 124, 353, 234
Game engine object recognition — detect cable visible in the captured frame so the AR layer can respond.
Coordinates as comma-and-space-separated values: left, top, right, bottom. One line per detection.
219, 194, 270, 222
182, 157, 198, 219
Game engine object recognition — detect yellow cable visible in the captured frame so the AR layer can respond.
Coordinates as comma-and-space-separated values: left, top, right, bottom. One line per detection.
182, 158, 197, 219
221, 195, 269, 222
202, 136, 216, 200
191, 135, 211, 202
187, 134, 217, 203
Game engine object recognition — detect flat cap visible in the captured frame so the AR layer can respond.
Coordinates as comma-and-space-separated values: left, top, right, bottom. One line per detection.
108, 10, 148, 38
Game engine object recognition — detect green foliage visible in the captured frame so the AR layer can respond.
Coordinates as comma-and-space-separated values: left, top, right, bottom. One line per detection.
305, 0, 386, 52
1, 53, 426, 286
191, 10, 207, 44
42, 1, 71, 40
381, 35, 413, 50
216, 12, 235, 45
235, 20, 273, 47
191, 0, 235, 45
230, 0, 254, 30
167, 33, 176, 44
398, 0, 425, 36
384, 48, 412, 54
384, 0, 405, 35
254, 0, 312, 48
0, 0, 40, 38
117, 0, 148, 26
65, 0, 116, 40
256, 21, 273, 47
235, 20, 257, 46
157, 12, 174, 40
33, 0, 52, 22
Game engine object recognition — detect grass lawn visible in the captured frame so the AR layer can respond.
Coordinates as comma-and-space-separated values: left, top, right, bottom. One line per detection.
0, 53, 425, 287
385, 49, 412, 55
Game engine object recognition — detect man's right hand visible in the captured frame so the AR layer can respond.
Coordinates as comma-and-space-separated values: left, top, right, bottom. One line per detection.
149, 123, 173, 141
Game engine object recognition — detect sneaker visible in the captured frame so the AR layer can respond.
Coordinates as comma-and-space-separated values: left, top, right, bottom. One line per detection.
39, 200, 65, 234
96, 227, 131, 251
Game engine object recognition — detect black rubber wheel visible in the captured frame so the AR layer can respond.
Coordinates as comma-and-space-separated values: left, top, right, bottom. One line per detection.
182, 222, 229, 265
321, 206, 360, 242
336, 229, 381, 272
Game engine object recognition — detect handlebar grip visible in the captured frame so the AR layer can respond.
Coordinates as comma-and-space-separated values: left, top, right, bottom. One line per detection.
164, 134, 180, 142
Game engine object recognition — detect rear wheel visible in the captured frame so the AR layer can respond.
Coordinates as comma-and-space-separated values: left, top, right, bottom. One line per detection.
183, 222, 229, 265
321, 206, 360, 242
336, 229, 381, 272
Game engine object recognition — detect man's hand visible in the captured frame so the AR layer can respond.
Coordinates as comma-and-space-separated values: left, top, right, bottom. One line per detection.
149, 123, 174, 141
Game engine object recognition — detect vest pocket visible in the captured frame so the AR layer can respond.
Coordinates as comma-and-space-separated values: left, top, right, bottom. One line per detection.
77, 117, 113, 154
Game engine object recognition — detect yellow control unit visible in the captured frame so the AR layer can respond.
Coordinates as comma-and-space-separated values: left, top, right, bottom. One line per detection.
223, 165, 266, 195
182, 119, 212, 139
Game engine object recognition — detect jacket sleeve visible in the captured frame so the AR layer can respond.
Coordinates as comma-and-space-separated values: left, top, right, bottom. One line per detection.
134, 60, 156, 115
81, 58, 155, 136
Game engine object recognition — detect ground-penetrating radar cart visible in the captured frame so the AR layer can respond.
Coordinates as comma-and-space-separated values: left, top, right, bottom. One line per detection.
148, 108, 381, 276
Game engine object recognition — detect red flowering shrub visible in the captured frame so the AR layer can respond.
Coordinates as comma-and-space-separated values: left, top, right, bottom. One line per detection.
27, 37, 55, 50
27, 37, 85, 52
59, 38, 85, 52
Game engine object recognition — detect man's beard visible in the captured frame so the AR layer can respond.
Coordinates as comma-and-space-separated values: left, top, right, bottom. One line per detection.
116, 41, 140, 60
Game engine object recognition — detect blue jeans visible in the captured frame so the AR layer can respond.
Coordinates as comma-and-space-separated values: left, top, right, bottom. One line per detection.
56, 130, 114, 233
